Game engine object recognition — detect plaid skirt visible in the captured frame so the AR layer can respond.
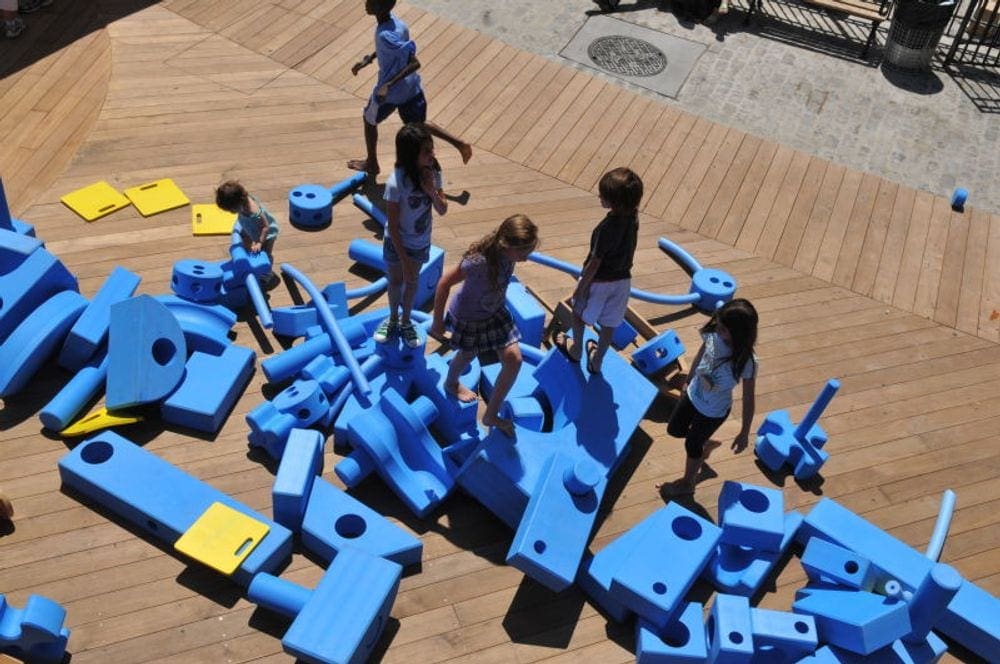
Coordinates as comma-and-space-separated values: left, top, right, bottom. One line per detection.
446, 308, 521, 354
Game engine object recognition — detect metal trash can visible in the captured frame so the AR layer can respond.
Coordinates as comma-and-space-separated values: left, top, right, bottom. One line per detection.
885, 0, 957, 69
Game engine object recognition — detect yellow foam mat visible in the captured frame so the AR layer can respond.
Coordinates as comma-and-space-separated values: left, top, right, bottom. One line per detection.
60, 181, 132, 221
174, 502, 269, 575
124, 178, 190, 217
60, 406, 143, 437
191, 204, 237, 236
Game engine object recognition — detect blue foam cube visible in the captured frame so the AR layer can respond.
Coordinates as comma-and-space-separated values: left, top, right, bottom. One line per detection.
718, 481, 786, 552
707, 594, 754, 663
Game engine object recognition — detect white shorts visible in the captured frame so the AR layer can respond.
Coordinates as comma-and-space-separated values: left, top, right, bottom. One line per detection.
575, 278, 630, 328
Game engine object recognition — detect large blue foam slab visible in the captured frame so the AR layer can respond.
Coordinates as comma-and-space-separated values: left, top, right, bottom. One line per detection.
0, 593, 71, 664
272, 429, 325, 531
106, 295, 188, 409
705, 511, 803, 597
58, 265, 141, 371
718, 481, 786, 552
161, 344, 256, 433
800, 537, 877, 590
798, 497, 1000, 660
793, 586, 911, 655
300, 478, 422, 568
636, 602, 707, 663
707, 594, 754, 663
506, 453, 606, 592
58, 432, 291, 585
0, 231, 77, 344
610, 503, 722, 630
0, 290, 87, 397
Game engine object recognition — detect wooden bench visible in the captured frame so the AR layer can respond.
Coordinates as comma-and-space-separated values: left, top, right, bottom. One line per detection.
745, 0, 894, 57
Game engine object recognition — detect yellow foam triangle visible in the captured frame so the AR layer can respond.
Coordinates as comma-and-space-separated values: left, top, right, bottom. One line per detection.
174, 502, 270, 576
60, 181, 132, 221
191, 204, 237, 236
124, 178, 190, 217
60, 406, 143, 437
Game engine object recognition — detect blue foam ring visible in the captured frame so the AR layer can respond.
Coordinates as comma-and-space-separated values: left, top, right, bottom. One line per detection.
656, 236, 702, 275
280, 263, 371, 398
288, 184, 334, 229
352, 192, 387, 227
40, 351, 110, 431
925, 489, 956, 562
243, 272, 273, 329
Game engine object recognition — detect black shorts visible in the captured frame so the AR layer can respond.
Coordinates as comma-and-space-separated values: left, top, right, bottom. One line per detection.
667, 392, 729, 459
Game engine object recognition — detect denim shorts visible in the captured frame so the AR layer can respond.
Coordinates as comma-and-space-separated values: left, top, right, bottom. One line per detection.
382, 239, 430, 265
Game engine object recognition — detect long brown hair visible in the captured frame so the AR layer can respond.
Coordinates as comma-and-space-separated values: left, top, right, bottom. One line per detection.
464, 213, 538, 291
700, 298, 758, 379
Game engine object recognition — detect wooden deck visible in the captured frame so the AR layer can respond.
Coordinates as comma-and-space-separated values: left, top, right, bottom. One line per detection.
1, 1, 998, 662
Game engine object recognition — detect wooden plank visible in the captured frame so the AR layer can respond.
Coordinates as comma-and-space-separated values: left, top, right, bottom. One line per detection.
753, 150, 812, 259
772, 155, 830, 266
852, 178, 899, 296
790, 162, 845, 274
934, 204, 972, 328
672, 127, 748, 234
911, 196, 958, 320
871, 185, 917, 304
980, 212, 1000, 341
831, 172, 880, 288
698, 133, 763, 239
734, 144, 795, 252
890, 189, 935, 312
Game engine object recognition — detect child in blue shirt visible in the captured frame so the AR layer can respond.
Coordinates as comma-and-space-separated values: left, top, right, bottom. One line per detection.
216, 180, 279, 262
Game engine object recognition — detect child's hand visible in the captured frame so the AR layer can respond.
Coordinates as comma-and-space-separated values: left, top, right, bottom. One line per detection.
250, 241, 262, 254
731, 432, 749, 453
376, 83, 390, 101
419, 167, 437, 197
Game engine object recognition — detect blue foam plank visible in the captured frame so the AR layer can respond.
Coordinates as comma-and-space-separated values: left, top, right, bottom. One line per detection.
285, 546, 401, 664
300, 478, 422, 568
793, 587, 911, 655
610, 503, 722, 630
0, 234, 77, 344
707, 594, 754, 663
506, 453, 607, 592
0, 593, 71, 664
800, 537, 877, 590
636, 602, 707, 664
934, 581, 999, 662
272, 429, 325, 531
749, 607, 817, 660
0, 290, 87, 397
717, 481, 785, 552
160, 344, 255, 433
58, 432, 291, 586
505, 278, 545, 347
106, 295, 187, 409
58, 265, 141, 371
705, 511, 803, 597
155, 295, 237, 356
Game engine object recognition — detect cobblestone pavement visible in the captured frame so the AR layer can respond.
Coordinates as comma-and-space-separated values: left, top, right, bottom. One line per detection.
409, 0, 997, 214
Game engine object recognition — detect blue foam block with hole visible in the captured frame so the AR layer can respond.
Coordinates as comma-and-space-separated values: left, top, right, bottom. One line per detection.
631, 329, 685, 375
609, 503, 722, 630
505, 278, 545, 347
636, 602, 707, 664
793, 586, 911, 655
506, 453, 606, 592
705, 510, 803, 597
755, 410, 829, 480
750, 607, 818, 661
106, 295, 188, 409
0, 230, 77, 344
155, 295, 237, 356
410, 351, 481, 442
58, 266, 141, 371
707, 594, 754, 663
800, 537, 877, 590
161, 344, 255, 433
300, 478, 422, 568
0, 290, 87, 397
0, 593, 71, 664
272, 429, 325, 531
718, 481, 786, 552
57, 432, 291, 586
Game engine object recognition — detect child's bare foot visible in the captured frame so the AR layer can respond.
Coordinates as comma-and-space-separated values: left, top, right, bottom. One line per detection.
445, 381, 477, 403
347, 158, 380, 176
483, 415, 515, 439
702, 439, 723, 460
458, 142, 473, 164
656, 479, 695, 498
552, 330, 581, 362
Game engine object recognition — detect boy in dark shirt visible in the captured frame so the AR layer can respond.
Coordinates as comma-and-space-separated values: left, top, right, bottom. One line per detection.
556, 167, 642, 374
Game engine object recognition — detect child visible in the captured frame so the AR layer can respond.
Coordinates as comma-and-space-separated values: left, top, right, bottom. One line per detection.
347, 0, 471, 178
216, 180, 280, 264
374, 123, 448, 348
2, 0, 25, 38
658, 298, 758, 497
555, 167, 643, 375
430, 214, 539, 439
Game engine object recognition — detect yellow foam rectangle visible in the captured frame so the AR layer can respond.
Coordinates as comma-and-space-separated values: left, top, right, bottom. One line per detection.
191, 204, 237, 236
124, 178, 190, 217
174, 502, 269, 576
60, 181, 132, 221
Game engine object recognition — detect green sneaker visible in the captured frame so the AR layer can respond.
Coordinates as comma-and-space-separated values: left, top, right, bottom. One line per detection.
399, 321, 422, 349
373, 317, 397, 344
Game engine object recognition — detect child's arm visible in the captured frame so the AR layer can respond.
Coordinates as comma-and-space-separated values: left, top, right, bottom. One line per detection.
732, 375, 756, 453
430, 263, 465, 341
376, 54, 421, 100
421, 169, 447, 215
684, 342, 706, 390
351, 51, 377, 76
573, 256, 601, 307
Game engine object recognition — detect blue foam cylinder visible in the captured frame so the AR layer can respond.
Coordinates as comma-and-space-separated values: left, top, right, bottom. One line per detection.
248, 573, 312, 617
40, 353, 109, 431
171, 259, 224, 303
795, 379, 840, 440
329, 172, 367, 201
905, 563, 962, 643
951, 187, 968, 211
352, 192, 387, 227
348, 237, 384, 270
926, 489, 956, 562
657, 237, 702, 274
243, 272, 273, 329
289, 184, 333, 229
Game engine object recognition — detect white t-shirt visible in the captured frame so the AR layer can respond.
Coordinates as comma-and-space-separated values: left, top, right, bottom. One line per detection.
384, 166, 442, 250
687, 331, 757, 418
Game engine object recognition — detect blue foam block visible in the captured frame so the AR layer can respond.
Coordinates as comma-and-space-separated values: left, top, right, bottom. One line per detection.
749, 607, 818, 660
58, 432, 291, 585
796, 646, 843, 663
0, 178, 35, 237
161, 344, 256, 433
248, 379, 333, 459
59, 265, 141, 371
171, 259, 225, 303
610, 503, 722, 630
631, 329, 685, 375
603, 318, 638, 351
827, 633, 948, 663
506, 453, 606, 592
501, 396, 545, 432
794, 586, 911, 655
155, 295, 237, 356
505, 278, 545, 347
0, 593, 71, 664
106, 295, 188, 409
718, 481, 786, 552
707, 594, 754, 663
705, 510, 803, 597
272, 429, 325, 531
288, 183, 334, 228
411, 351, 482, 442
0, 290, 87, 397
800, 537, 877, 590
636, 602, 707, 664
0, 234, 78, 344
300, 478, 422, 568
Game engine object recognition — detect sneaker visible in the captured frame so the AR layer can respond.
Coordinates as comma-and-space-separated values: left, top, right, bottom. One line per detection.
5, 18, 25, 38
19, 0, 53, 14
373, 317, 397, 344
399, 321, 422, 348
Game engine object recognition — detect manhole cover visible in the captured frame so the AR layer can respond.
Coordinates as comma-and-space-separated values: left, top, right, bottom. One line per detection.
587, 35, 668, 77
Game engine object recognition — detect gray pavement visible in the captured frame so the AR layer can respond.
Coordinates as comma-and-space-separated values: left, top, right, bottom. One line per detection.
409, 0, 997, 214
